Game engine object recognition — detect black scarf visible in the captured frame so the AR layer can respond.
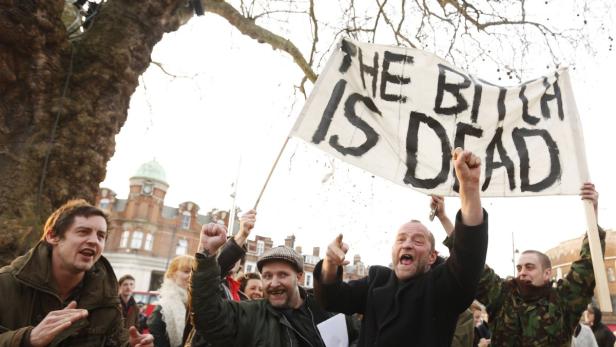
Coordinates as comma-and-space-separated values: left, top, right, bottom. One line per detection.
512, 278, 552, 301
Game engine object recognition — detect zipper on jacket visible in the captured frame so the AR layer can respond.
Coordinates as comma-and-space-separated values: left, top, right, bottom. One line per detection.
280, 314, 314, 347
307, 307, 326, 347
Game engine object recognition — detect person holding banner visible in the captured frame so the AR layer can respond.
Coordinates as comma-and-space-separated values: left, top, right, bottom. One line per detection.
312, 148, 488, 347
431, 182, 606, 347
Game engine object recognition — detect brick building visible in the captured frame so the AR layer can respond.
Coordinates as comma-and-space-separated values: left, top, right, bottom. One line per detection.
545, 229, 616, 324
98, 160, 369, 291
96, 160, 231, 291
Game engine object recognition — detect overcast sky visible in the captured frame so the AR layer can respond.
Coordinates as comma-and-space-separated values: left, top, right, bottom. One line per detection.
101, 3, 615, 278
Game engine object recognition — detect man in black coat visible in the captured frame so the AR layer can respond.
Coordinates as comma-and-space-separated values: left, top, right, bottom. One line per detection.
313, 148, 488, 347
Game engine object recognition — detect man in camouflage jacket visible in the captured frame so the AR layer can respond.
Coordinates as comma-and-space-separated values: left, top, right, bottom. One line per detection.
433, 182, 605, 346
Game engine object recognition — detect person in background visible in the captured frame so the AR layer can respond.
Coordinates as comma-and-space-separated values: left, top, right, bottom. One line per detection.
239, 272, 263, 300
585, 305, 616, 347
571, 316, 598, 347
470, 301, 490, 347
119, 274, 140, 329
137, 302, 148, 333
147, 255, 194, 347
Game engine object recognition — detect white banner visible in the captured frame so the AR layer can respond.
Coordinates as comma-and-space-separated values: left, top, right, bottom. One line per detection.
292, 38, 589, 196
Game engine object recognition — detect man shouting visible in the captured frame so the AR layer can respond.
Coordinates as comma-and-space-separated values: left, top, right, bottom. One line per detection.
313, 148, 489, 347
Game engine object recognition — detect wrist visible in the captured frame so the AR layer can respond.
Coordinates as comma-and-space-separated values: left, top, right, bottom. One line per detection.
199, 244, 220, 256
322, 258, 339, 271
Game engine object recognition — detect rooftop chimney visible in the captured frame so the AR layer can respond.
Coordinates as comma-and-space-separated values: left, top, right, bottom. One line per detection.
313, 247, 320, 257
284, 235, 295, 248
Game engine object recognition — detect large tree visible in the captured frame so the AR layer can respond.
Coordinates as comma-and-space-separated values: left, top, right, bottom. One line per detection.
0, 0, 607, 264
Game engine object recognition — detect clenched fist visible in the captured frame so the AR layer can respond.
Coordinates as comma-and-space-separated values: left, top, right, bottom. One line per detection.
198, 223, 227, 255
452, 147, 481, 190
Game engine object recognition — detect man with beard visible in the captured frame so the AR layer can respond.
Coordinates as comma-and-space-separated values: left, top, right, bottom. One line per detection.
433, 182, 605, 346
190, 222, 358, 346
312, 148, 488, 347
0, 199, 153, 346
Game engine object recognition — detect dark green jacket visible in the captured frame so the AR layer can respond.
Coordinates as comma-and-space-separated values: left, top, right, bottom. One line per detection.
451, 309, 474, 347
190, 253, 355, 347
453, 228, 605, 347
0, 242, 130, 347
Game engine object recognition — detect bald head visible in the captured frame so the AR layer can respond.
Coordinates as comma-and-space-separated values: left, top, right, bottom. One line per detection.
392, 220, 437, 281
397, 221, 435, 251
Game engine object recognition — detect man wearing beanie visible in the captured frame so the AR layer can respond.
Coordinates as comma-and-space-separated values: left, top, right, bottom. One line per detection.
189, 216, 357, 347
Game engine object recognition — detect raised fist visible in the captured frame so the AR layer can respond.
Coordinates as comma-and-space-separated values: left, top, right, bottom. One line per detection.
452, 147, 481, 189
198, 222, 227, 254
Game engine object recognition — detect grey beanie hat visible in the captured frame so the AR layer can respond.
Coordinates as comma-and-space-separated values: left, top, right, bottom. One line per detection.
257, 246, 304, 273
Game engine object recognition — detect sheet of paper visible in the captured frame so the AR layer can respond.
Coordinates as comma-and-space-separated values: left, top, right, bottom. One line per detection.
317, 313, 349, 347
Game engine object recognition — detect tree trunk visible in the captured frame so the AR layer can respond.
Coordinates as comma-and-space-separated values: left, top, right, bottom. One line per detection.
0, 0, 316, 265
0, 0, 193, 265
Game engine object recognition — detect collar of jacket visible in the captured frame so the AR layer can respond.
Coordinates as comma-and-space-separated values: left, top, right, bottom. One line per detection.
263, 287, 327, 347
8, 241, 120, 309
511, 278, 553, 302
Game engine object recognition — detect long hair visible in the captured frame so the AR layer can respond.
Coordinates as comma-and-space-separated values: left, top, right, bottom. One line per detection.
165, 255, 194, 279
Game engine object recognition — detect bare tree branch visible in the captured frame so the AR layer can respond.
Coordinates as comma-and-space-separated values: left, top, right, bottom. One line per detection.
201, 0, 317, 82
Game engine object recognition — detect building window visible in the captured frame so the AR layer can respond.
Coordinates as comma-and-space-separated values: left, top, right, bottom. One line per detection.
608, 267, 616, 282
120, 231, 130, 248
256, 240, 265, 256
176, 239, 188, 255
305, 272, 313, 288
131, 231, 143, 249
303, 255, 319, 265
245, 264, 253, 273
99, 198, 110, 209
181, 212, 191, 230
144, 233, 153, 251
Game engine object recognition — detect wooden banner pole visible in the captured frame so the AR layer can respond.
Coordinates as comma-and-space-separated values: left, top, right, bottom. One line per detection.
583, 200, 612, 312
253, 137, 291, 210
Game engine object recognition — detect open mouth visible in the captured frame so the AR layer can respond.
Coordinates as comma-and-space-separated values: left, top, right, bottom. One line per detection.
79, 249, 96, 258
399, 254, 414, 265
268, 289, 285, 297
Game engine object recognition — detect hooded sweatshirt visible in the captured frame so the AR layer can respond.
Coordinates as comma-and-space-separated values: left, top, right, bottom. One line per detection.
589, 306, 616, 347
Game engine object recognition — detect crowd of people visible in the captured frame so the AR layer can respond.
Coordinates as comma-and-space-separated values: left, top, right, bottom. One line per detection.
0, 148, 613, 346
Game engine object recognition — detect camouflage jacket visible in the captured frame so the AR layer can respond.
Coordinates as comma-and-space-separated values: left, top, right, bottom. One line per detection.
446, 227, 605, 347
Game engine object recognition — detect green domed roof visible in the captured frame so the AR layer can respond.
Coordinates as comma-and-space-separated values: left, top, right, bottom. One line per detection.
133, 160, 167, 183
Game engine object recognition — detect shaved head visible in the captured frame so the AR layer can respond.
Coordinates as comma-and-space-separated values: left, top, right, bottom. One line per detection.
392, 220, 437, 281
521, 250, 551, 270
398, 221, 435, 251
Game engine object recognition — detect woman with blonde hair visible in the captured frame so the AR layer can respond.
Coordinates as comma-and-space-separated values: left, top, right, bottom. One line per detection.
147, 255, 194, 347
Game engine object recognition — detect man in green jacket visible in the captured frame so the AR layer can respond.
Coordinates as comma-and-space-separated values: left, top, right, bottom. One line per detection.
431, 182, 605, 346
0, 199, 153, 347
190, 219, 357, 347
